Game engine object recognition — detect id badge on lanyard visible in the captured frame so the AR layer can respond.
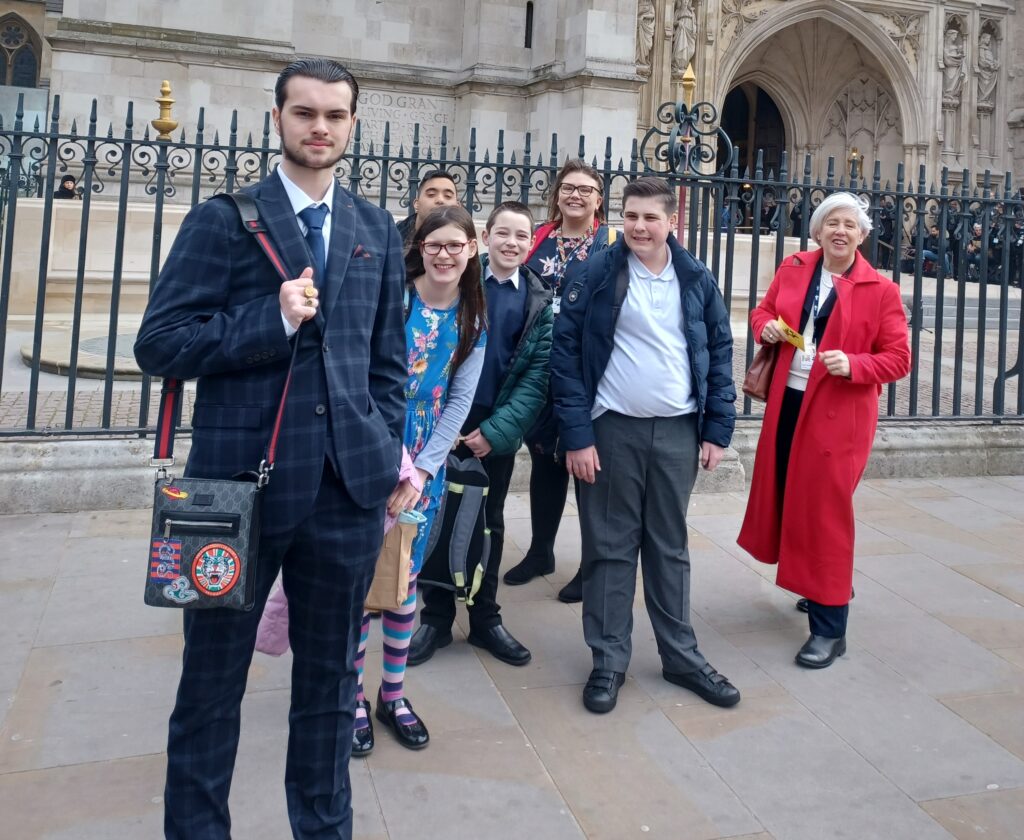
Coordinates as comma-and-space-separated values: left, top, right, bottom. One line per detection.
800, 342, 816, 370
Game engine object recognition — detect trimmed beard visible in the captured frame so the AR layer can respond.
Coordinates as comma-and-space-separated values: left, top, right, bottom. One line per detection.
279, 123, 348, 172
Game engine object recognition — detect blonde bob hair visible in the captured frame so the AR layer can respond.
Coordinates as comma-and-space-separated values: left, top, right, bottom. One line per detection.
809, 192, 873, 241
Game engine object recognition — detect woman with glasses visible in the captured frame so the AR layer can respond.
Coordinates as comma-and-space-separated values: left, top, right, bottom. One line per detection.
351, 205, 487, 755
502, 159, 616, 603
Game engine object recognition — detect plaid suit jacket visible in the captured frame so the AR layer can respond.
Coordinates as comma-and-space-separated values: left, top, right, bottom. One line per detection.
135, 171, 407, 535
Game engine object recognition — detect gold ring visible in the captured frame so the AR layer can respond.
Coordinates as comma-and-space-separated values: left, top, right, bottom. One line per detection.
303, 286, 317, 299
305, 298, 315, 307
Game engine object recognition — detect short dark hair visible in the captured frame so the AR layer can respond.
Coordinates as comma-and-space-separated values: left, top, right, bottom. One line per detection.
417, 170, 457, 195
622, 177, 677, 216
486, 201, 534, 231
275, 58, 359, 113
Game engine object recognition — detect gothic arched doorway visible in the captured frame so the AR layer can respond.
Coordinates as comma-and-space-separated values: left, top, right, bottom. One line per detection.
719, 84, 786, 176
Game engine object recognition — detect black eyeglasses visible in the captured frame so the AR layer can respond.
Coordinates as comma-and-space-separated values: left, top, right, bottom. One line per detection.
420, 241, 470, 256
559, 183, 598, 198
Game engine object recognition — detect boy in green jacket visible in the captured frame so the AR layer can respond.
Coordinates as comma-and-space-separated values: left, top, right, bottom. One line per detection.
409, 201, 553, 667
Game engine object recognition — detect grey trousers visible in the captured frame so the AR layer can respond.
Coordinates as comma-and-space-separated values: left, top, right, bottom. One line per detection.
579, 411, 707, 675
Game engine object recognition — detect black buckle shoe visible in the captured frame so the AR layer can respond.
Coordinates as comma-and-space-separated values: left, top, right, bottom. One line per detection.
557, 568, 583, 603
503, 553, 555, 585
407, 624, 453, 667
795, 634, 846, 669
663, 663, 741, 707
375, 689, 430, 750
583, 669, 626, 714
467, 624, 532, 666
352, 699, 374, 758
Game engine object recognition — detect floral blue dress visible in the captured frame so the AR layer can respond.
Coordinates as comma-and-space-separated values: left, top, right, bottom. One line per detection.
404, 292, 461, 574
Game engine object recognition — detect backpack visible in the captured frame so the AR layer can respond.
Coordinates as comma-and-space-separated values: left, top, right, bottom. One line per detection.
417, 451, 491, 603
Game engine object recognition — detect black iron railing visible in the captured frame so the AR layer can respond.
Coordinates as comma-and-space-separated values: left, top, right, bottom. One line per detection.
0, 92, 1021, 438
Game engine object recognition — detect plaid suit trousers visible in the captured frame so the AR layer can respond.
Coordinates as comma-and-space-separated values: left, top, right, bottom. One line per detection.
164, 463, 383, 840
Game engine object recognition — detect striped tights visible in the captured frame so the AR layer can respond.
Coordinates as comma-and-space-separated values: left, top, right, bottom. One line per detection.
354, 574, 418, 728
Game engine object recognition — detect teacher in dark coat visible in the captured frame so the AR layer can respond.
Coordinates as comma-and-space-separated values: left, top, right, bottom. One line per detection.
737, 192, 910, 669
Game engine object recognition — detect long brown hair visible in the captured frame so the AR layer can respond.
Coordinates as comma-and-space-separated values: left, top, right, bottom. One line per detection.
545, 158, 605, 225
404, 205, 487, 373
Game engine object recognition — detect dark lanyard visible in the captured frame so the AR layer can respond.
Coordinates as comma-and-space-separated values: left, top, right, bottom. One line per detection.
553, 231, 591, 292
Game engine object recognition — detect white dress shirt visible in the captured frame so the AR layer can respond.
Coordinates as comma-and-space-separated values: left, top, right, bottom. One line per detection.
276, 165, 336, 337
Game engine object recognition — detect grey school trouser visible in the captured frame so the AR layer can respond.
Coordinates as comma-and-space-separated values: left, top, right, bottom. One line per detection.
579, 410, 707, 675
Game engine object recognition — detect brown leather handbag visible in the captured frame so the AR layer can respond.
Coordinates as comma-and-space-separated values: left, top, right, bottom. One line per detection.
742, 343, 779, 402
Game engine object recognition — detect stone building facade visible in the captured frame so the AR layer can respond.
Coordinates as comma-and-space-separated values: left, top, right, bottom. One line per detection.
1, 0, 1021, 185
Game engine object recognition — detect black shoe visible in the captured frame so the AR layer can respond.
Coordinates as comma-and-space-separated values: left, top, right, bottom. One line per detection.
375, 689, 430, 750
795, 634, 846, 669
351, 700, 374, 758
407, 624, 453, 667
663, 663, 741, 707
503, 553, 555, 585
583, 669, 625, 714
467, 624, 532, 666
796, 588, 854, 613
557, 568, 583, 603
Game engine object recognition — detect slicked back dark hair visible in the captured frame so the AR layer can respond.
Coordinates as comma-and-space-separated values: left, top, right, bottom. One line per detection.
622, 176, 677, 216
275, 58, 359, 113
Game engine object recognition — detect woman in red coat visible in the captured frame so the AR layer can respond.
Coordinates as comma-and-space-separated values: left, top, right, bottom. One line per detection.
737, 192, 910, 668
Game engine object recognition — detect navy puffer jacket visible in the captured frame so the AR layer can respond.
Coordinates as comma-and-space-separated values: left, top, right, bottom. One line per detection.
549, 235, 736, 451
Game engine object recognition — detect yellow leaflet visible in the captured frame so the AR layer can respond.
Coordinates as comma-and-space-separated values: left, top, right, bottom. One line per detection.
777, 317, 805, 351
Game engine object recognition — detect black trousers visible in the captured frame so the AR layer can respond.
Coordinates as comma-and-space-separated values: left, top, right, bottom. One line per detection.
525, 448, 580, 563
776, 387, 849, 639
164, 462, 381, 840
419, 451, 517, 632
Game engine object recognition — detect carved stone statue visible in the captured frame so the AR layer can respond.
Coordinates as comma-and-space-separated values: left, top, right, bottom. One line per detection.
671, 0, 697, 76
976, 31, 999, 110
941, 25, 965, 107
636, 0, 656, 67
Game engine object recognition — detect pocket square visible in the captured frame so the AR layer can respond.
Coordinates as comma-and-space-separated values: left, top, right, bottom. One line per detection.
353, 244, 373, 259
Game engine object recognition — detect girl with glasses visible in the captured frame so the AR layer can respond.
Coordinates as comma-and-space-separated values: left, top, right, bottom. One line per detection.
503, 159, 617, 603
351, 205, 487, 755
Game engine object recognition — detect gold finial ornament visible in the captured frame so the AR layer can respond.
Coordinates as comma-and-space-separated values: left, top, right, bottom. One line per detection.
152, 80, 179, 141
681, 63, 697, 109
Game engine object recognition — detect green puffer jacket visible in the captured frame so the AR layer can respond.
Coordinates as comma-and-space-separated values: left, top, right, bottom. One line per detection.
478, 259, 554, 456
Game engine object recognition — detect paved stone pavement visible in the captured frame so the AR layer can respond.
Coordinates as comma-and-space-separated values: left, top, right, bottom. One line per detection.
2, 478, 1024, 839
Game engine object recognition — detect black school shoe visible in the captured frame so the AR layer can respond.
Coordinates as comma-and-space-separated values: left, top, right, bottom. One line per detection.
467, 624, 532, 666
406, 624, 453, 667
375, 689, 429, 750
583, 669, 626, 714
351, 700, 374, 758
503, 552, 555, 585
557, 568, 583, 603
663, 663, 741, 707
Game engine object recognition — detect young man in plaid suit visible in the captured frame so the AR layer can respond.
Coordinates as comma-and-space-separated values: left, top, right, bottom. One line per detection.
135, 59, 407, 839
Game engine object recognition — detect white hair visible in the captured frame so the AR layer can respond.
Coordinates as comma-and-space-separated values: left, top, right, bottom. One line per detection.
809, 192, 873, 241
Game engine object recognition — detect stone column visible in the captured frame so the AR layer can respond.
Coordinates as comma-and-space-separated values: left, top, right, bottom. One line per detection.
939, 18, 966, 157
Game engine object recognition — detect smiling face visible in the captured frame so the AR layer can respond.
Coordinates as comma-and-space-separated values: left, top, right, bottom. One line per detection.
623, 195, 677, 267
272, 75, 356, 173
420, 223, 477, 289
483, 210, 533, 277
556, 172, 602, 230
816, 208, 868, 271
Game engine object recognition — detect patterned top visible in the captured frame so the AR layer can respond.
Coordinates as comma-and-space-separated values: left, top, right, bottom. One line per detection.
527, 225, 596, 294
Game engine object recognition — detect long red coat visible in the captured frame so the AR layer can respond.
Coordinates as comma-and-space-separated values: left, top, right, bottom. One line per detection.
737, 250, 911, 605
